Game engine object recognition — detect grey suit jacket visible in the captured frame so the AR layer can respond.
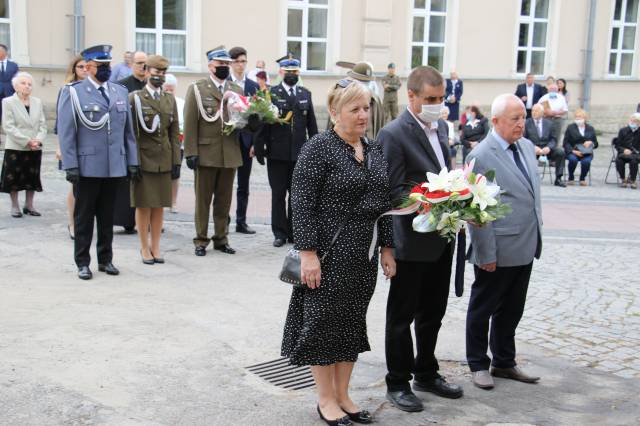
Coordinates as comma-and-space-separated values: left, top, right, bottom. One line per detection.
467, 132, 542, 267
57, 78, 138, 178
379, 109, 452, 262
1, 94, 47, 151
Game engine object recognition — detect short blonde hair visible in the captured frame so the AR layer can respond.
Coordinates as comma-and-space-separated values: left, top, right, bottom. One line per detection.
327, 79, 371, 116
574, 108, 589, 120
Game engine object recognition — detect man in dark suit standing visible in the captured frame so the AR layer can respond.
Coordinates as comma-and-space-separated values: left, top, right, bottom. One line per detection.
0, 43, 18, 125
254, 55, 318, 247
524, 104, 566, 187
229, 46, 260, 235
379, 66, 462, 413
515, 72, 546, 119
445, 70, 463, 122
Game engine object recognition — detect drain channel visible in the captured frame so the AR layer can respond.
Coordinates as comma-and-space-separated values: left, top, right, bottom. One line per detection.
246, 357, 315, 390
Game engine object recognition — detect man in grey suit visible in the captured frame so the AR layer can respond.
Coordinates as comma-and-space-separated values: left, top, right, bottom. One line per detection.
466, 93, 543, 390
58, 44, 139, 280
380, 66, 462, 413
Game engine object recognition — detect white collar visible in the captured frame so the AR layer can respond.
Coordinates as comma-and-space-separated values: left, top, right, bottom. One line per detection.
209, 75, 226, 88
88, 76, 108, 91
146, 84, 161, 98
282, 82, 297, 93
232, 73, 245, 84
406, 106, 438, 131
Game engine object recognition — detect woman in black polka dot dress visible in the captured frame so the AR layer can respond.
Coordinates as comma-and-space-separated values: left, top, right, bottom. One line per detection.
281, 80, 396, 425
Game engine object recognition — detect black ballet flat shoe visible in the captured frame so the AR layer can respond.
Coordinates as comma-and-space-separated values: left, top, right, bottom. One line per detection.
140, 250, 155, 265
343, 409, 373, 424
11, 210, 23, 218
317, 405, 352, 426
22, 207, 41, 216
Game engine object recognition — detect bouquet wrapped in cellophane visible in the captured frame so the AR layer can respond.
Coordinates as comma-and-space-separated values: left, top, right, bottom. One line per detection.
222, 90, 293, 135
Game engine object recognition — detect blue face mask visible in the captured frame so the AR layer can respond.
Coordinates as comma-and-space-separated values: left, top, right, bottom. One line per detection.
465, 112, 472, 121
630, 123, 638, 131
549, 93, 558, 99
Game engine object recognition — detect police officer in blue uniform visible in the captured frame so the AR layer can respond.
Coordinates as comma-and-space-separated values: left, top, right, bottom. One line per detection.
254, 55, 318, 247
57, 45, 139, 280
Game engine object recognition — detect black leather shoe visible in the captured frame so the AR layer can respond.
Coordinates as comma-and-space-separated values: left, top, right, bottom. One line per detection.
236, 223, 256, 234
22, 207, 41, 216
554, 179, 567, 188
140, 250, 155, 265
214, 244, 236, 254
343, 409, 373, 424
78, 266, 92, 280
195, 246, 206, 256
385, 390, 424, 412
413, 377, 463, 399
273, 238, 286, 247
98, 263, 120, 275
317, 405, 352, 426
123, 226, 136, 234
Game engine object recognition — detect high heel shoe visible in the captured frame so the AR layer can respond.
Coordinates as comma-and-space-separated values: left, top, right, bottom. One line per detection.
140, 250, 155, 265
67, 225, 75, 240
317, 405, 352, 426
150, 251, 165, 264
22, 207, 41, 216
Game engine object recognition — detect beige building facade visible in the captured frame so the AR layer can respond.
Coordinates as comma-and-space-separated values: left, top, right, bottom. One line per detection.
4, 0, 640, 130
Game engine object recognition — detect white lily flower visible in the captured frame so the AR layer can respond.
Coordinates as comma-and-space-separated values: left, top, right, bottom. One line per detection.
424, 168, 452, 192
448, 169, 469, 192
436, 211, 464, 234
469, 175, 500, 211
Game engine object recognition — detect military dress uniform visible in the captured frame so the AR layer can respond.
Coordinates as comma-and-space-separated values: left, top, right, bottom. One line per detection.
129, 69, 180, 207
57, 45, 138, 278
255, 56, 318, 244
183, 47, 243, 254
382, 64, 402, 123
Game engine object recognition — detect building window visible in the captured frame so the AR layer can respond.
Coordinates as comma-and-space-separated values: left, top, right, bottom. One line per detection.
516, 0, 549, 75
135, 0, 186, 67
286, 0, 328, 71
0, 0, 10, 49
410, 0, 446, 71
609, 0, 638, 76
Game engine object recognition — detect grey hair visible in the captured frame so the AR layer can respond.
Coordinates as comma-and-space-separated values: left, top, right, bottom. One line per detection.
441, 106, 450, 115
630, 112, 640, 121
491, 93, 524, 118
164, 73, 177, 87
12, 71, 33, 90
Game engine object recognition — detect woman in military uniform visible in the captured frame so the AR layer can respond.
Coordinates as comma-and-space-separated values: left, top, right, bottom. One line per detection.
129, 55, 181, 264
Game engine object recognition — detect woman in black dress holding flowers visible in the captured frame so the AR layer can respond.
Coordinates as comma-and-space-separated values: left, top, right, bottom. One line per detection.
281, 80, 396, 426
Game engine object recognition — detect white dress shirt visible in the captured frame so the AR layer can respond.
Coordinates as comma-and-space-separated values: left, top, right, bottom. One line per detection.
537, 92, 568, 114
525, 84, 534, 109
407, 106, 446, 169
231, 73, 246, 92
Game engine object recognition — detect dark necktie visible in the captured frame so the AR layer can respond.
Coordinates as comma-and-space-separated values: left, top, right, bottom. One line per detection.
289, 88, 295, 99
154, 91, 160, 100
1, 61, 4, 74
98, 86, 110, 105
218, 84, 224, 93
508, 144, 532, 186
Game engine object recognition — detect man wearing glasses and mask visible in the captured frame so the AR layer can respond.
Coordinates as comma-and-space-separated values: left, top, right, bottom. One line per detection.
254, 54, 318, 248
184, 46, 244, 256
57, 44, 139, 280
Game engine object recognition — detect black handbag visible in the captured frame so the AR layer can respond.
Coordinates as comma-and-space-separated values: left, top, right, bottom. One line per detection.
576, 143, 593, 155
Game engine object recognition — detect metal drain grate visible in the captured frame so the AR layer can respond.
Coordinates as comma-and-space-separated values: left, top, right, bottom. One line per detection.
246, 357, 315, 390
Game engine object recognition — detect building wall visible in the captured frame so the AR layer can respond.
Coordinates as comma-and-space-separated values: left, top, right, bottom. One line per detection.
10, 0, 640, 133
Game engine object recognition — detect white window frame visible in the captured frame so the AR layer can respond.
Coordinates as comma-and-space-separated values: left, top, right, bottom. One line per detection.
515, 0, 550, 77
285, 0, 329, 73
134, 0, 188, 69
608, 0, 639, 78
410, 0, 447, 72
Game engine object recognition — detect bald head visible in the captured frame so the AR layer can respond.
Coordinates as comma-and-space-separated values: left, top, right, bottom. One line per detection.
531, 104, 544, 120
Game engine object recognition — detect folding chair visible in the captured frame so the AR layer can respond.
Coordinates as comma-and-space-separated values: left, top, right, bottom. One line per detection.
537, 155, 553, 184
604, 138, 620, 185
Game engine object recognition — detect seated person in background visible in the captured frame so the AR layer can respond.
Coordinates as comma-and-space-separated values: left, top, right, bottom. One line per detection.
440, 106, 458, 169
460, 105, 490, 162
524, 104, 566, 187
614, 113, 640, 189
563, 108, 598, 186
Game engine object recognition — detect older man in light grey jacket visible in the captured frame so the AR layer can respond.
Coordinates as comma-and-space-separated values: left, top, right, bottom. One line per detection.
465, 93, 542, 390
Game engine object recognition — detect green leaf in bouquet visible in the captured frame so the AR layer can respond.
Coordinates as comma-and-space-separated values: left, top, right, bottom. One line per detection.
484, 169, 496, 182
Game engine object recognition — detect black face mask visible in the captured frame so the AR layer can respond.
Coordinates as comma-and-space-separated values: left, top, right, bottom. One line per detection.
149, 75, 166, 88
214, 66, 230, 80
283, 73, 299, 86
95, 64, 112, 82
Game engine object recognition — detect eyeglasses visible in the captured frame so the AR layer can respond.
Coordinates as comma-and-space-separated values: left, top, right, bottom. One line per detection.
134, 61, 146, 65
335, 78, 354, 89
75, 64, 85, 69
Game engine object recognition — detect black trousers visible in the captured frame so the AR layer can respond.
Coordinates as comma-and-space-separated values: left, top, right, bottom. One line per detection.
267, 159, 295, 240
466, 262, 532, 372
537, 147, 566, 179
112, 176, 135, 228
385, 248, 453, 391
73, 177, 121, 267
235, 141, 253, 226
616, 153, 639, 181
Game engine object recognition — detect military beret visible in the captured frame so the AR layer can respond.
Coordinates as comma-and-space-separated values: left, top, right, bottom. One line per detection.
146, 55, 169, 71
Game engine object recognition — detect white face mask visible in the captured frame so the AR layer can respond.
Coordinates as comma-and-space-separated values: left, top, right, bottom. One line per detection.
418, 102, 444, 123
574, 119, 585, 126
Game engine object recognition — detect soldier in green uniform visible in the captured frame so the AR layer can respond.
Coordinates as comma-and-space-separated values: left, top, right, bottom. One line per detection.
129, 55, 181, 265
382, 62, 401, 124
183, 46, 243, 256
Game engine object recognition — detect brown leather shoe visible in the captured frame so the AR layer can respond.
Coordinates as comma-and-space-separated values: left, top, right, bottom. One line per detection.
490, 366, 540, 383
471, 370, 494, 389
579, 180, 588, 186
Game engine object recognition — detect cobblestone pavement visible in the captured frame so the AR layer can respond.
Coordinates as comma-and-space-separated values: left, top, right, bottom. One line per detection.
1, 135, 639, 424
